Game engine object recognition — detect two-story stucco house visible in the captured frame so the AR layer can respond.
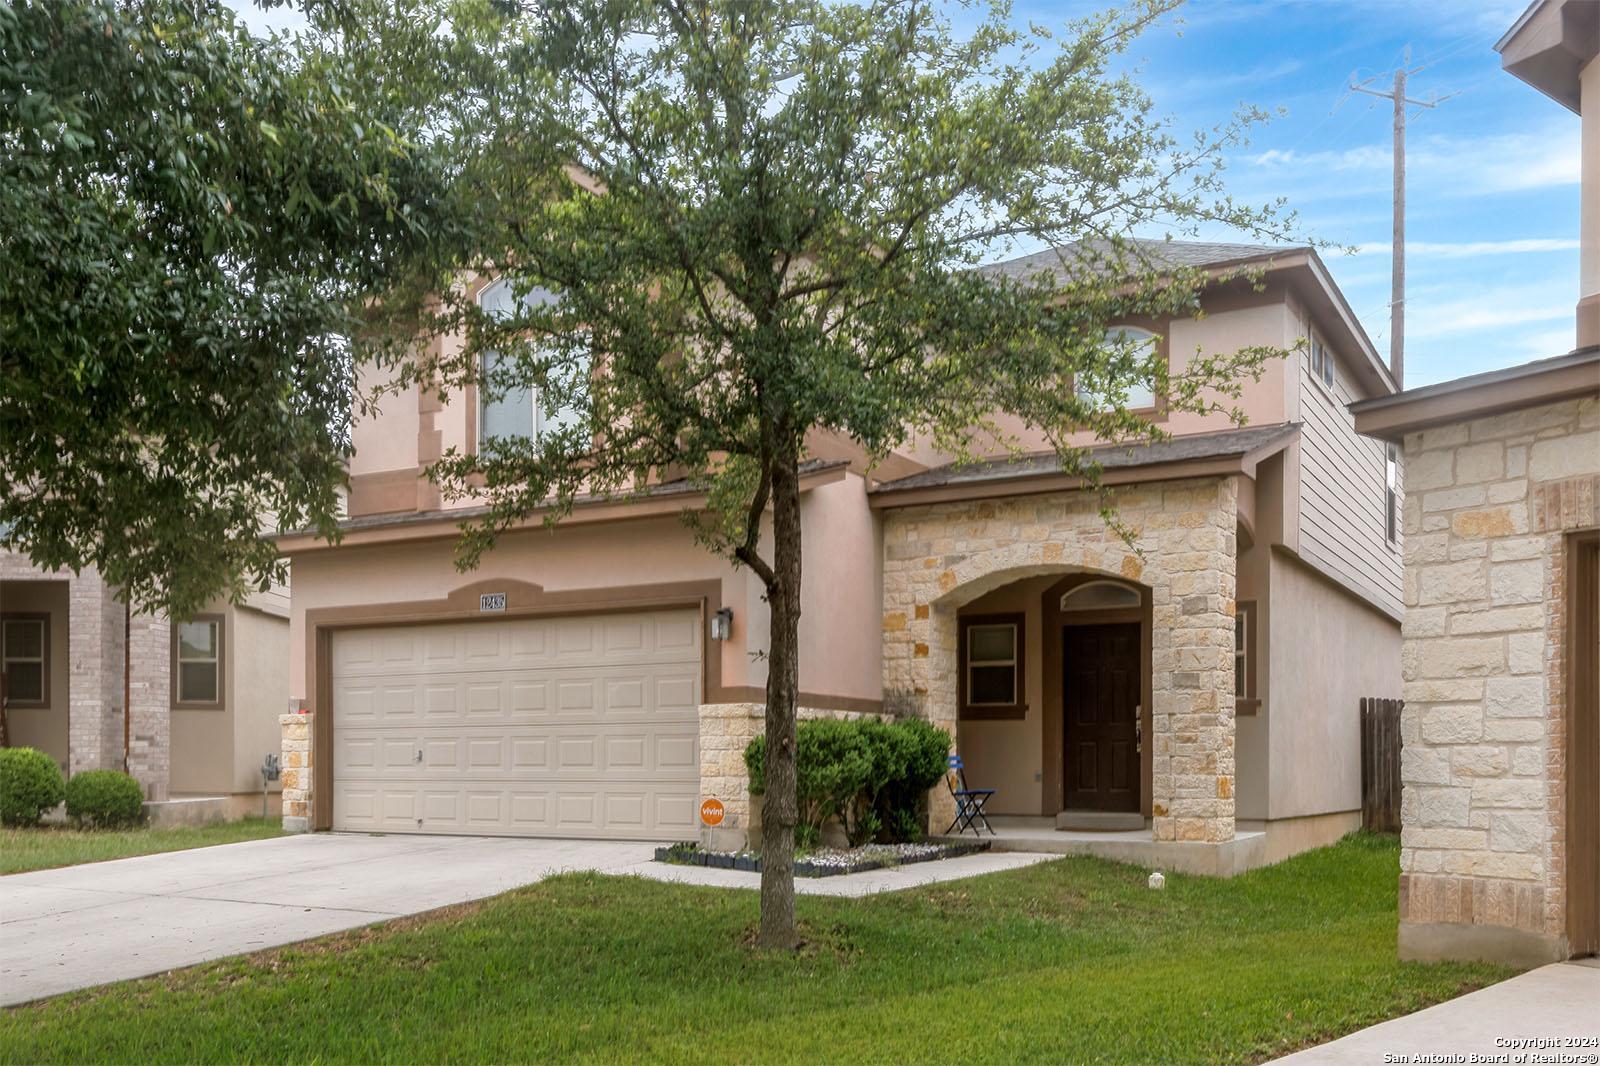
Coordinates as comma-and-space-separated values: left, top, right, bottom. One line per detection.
275, 238, 1405, 875
1351, 0, 1599, 965
0, 551, 289, 820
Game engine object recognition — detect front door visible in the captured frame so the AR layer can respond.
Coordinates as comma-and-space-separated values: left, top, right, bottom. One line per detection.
1062, 622, 1141, 812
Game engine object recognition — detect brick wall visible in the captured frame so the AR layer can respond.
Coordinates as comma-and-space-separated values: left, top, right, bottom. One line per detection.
126, 612, 171, 800
1398, 395, 1598, 954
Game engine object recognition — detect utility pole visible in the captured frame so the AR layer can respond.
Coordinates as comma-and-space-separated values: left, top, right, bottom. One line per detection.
1350, 47, 1453, 389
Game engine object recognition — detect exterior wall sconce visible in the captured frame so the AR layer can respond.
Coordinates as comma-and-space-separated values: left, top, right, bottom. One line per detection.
710, 607, 734, 641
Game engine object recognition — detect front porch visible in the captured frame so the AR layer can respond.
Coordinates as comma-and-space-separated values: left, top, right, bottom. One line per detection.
880, 476, 1243, 850
938, 816, 1271, 877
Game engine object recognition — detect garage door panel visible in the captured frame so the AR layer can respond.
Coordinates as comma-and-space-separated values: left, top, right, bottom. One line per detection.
333, 609, 700, 840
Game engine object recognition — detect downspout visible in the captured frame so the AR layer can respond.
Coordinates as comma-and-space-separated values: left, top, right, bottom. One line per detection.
123, 601, 131, 773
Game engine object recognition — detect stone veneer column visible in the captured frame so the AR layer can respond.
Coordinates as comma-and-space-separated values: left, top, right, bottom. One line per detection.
280, 713, 312, 832
125, 612, 171, 800
1397, 395, 1598, 963
881, 477, 1238, 843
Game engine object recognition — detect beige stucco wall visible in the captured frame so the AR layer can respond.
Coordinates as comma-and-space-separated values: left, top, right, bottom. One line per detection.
1266, 549, 1399, 819
1397, 395, 1599, 961
0, 578, 70, 768
171, 604, 289, 796
952, 575, 1058, 814
900, 300, 1298, 467
230, 605, 289, 795
286, 477, 885, 710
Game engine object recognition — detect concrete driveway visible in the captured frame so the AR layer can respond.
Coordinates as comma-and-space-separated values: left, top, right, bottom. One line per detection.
0, 833, 656, 1006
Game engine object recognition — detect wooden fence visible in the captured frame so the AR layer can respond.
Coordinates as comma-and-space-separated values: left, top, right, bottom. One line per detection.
1359, 697, 1403, 833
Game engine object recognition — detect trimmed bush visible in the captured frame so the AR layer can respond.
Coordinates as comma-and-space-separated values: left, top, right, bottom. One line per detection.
746, 716, 950, 846
64, 770, 145, 829
0, 747, 65, 827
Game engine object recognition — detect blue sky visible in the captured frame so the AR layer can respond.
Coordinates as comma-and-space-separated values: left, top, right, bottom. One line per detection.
1079, 0, 1582, 386
234, 0, 1580, 387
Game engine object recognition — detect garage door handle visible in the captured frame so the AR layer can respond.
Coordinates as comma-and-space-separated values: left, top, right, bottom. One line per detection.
414, 749, 423, 764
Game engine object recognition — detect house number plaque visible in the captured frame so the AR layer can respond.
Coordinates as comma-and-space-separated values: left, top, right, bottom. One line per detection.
479, 593, 507, 613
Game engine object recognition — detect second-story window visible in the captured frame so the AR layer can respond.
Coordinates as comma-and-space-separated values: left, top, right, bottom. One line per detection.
1385, 443, 1399, 545
1079, 327, 1158, 412
1309, 333, 1336, 391
477, 277, 588, 450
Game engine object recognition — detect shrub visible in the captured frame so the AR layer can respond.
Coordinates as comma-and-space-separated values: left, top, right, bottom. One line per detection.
746, 716, 950, 846
64, 770, 145, 829
0, 747, 65, 827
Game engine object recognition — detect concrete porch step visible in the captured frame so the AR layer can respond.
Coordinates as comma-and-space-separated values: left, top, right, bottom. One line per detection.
1055, 810, 1146, 832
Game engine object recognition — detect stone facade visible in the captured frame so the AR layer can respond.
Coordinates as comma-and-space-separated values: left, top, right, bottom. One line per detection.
126, 612, 171, 800
697, 701, 892, 850
880, 476, 1240, 843
1397, 395, 1599, 961
279, 712, 312, 832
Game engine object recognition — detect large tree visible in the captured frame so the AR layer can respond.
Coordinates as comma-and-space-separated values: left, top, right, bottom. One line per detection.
378, 0, 1292, 948
0, 0, 454, 616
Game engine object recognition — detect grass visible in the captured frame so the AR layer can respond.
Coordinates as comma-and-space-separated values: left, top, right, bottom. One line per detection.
0, 817, 284, 875
0, 833, 1511, 1065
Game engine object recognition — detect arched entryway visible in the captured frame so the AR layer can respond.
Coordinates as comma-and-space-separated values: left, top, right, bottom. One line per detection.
879, 478, 1241, 844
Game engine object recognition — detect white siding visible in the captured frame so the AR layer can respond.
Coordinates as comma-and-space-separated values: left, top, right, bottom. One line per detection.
1294, 331, 1404, 619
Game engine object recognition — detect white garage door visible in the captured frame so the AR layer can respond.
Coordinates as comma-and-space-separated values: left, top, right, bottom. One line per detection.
330, 609, 701, 839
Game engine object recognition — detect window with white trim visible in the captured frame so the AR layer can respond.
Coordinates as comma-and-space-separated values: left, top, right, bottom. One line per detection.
174, 616, 223, 707
1385, 443, 1400, 545
1079, 326, 1158, 412
959, 613, 1025, 720
1, 617, 47, 706
476, 278, 589, 449
1234, 602, 1255, 702
1309, 333, 1335, 390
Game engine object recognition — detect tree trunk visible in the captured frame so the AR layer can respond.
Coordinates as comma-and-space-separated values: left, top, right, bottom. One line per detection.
756, 444, 802, 949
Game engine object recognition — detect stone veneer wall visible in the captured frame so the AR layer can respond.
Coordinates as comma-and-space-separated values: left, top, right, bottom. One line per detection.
280, 712, 311, 832
880, 477, 1239, 843
698, 702, 892, 849
1397, 395, 1598, 962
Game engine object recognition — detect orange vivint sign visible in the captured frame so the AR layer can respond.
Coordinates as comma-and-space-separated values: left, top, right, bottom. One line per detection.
700, 798, 725, 827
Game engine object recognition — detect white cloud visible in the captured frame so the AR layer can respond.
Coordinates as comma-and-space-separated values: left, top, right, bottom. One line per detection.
1352, 238, 1580, 258
1408, 294, 1572, 338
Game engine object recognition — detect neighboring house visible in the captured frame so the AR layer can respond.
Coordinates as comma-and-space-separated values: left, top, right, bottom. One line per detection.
275, 237, 1405, 875
0, 551, 289, 820
1350, 0, 1600, 966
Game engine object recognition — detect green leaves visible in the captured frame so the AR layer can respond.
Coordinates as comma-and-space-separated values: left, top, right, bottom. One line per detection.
0, 0, 458, 616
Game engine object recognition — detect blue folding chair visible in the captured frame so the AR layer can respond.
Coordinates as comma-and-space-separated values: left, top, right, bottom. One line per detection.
945, 754, 996, 836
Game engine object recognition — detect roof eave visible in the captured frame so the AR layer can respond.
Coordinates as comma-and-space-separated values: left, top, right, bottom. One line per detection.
1350, 347, 1600, 442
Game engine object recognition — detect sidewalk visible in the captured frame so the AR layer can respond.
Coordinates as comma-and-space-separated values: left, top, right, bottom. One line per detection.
1274, 960, 1600, 1063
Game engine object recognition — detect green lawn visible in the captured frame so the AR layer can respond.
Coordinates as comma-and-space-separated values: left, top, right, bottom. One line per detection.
0, 833, 1510, 1065
0, 817, 284, 875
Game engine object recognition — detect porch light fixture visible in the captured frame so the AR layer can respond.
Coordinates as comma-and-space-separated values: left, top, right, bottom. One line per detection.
710, 607, 734, 641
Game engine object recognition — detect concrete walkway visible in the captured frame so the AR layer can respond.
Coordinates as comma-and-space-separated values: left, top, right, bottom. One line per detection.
1, 834, 1056, 1006
1274, 959, 1600, 1063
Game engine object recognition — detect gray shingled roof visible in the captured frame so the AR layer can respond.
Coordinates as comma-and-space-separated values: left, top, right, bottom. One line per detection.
976, 238, 1305, 285
871, 423, 1300, 495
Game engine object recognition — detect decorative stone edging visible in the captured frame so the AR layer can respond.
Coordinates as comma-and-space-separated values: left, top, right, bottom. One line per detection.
654, 840, 989, 877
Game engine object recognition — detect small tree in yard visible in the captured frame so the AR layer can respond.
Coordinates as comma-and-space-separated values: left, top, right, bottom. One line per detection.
384, 0, 1294, 948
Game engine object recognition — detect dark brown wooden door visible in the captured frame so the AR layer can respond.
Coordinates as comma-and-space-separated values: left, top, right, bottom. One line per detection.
1063, 623, 1141, 812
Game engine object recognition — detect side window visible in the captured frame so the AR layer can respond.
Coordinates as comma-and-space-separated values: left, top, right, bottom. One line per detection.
1234, 602, 1256, 707
173, 616, 224, 708
1385, 444, 1400, 545
1309, 333, 1335, 391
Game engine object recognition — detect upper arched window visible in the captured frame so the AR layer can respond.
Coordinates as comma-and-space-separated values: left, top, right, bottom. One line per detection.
476, 278, 586, 449
1078, 326, 1158, 412
1060, 580, 1141, 611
